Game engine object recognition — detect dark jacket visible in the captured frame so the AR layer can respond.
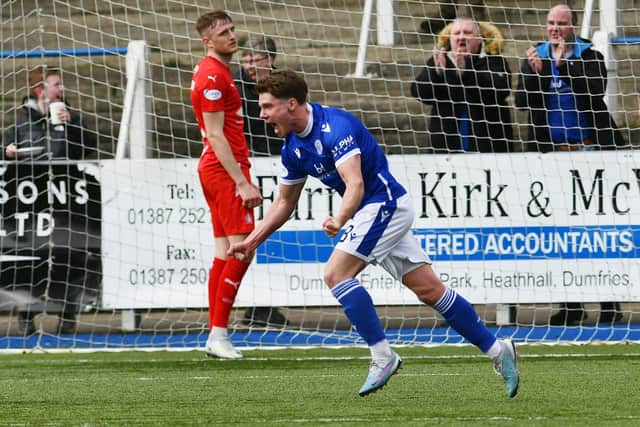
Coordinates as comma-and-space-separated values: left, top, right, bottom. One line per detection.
2, 96, 97, 160
515, 38, 625, 152
234, 68, 282, 157
411, 52, 513, 153
411, 21, 513, 153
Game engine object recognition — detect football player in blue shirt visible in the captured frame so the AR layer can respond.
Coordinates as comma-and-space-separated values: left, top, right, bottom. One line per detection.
228, 69, 519, 398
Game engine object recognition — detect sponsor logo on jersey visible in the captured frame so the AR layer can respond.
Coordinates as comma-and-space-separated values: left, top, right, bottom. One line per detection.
332, 134, 354, 155
380, 208, 391, 221
204, 89, 222, 100
313, 163, 326, 175
321, 122, 331, 133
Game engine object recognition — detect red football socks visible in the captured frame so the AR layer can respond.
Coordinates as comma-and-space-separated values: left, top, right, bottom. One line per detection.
212, 258, 250, 328
208, 258, 227, 329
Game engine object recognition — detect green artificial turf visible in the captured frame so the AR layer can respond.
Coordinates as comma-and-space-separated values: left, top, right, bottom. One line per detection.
1, 344, 639, 426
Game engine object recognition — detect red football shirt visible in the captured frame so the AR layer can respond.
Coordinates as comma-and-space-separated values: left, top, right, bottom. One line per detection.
190, 55, 249, 166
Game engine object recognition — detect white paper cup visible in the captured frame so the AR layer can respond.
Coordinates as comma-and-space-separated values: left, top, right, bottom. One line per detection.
49, 101, 66, 125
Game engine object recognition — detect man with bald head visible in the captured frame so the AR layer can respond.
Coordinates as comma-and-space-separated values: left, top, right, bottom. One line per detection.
516, 3, 623, 153
516, 4, 624, 325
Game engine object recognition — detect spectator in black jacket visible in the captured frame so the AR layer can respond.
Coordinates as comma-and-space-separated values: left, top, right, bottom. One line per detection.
235, 35, 282, 157
2, 66, 97, 160
515, 4, 624, 152
2, 66, 97, 334
515, 3, 623, 325
411, 18, 513, 153
234, 36, 287, 327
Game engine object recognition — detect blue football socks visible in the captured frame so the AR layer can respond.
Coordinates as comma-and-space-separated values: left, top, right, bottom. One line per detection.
434, 287, 496, 352
332, 278, 386, 346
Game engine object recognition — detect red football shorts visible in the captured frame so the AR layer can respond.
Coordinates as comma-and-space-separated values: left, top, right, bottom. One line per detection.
198, 161, 255, 238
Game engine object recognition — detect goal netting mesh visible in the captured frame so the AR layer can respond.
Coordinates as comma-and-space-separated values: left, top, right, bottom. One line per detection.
1, 0, 639, 350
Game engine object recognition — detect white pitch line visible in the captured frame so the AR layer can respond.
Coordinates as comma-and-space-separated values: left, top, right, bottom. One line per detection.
2, 352, 639, 366
246, 415, 640, 424
128, 372, 471, 382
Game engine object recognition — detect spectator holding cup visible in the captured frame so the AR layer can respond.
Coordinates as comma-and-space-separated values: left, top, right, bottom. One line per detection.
49, 101, 68, 128
2, 65, 96, 160
1, 65, 98, 335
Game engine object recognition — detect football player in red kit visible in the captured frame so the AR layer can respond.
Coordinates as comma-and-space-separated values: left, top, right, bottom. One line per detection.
191, 9, 262, 358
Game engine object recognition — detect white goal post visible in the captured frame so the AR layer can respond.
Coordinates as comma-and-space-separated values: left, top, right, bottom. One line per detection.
115, 40, 151, 161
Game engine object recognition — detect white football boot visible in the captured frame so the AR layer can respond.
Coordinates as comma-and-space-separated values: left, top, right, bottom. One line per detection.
204, 335, 243, 359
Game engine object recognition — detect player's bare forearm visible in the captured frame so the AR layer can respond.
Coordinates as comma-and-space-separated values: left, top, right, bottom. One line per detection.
243, 202, 292, 252
323, 186, 362, 237
334, 184, 363, 227
258, 184, 303, 236
228, 183, 303, 258
335, 154, 365, 226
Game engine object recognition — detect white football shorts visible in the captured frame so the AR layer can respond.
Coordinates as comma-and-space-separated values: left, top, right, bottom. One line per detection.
335, 193, 431, 280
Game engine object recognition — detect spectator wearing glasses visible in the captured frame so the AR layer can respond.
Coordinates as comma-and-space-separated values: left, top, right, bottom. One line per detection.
235, 35, 282, 157
234, 35, 288, 327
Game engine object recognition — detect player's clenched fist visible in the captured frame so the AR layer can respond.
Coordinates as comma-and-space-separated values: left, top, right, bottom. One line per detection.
227, 241, 252, 261
322, 216, 343, 238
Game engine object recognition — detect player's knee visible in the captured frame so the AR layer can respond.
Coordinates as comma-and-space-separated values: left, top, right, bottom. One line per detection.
416, 285, 445, 306
403, 268, 446, 305
323, 270, 337, 288
323, 268, 348, 288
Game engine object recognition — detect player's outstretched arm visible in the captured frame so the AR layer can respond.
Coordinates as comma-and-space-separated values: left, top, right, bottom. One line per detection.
228, 181, 305, 260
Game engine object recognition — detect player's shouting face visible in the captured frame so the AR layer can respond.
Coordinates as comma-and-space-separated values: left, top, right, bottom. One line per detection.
203, 20, 238, 56
258, 92, 294, 137
256, 69, 309, 137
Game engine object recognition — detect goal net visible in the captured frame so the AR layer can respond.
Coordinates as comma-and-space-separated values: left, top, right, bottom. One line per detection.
1, 0, 639, 351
